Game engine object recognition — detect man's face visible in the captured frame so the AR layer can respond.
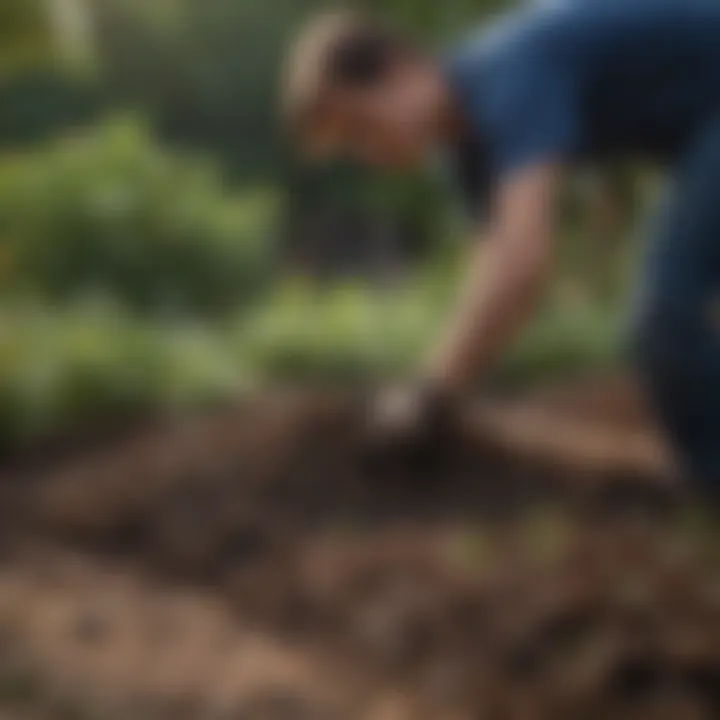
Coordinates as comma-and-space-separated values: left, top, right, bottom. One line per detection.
316, 62, 442, 168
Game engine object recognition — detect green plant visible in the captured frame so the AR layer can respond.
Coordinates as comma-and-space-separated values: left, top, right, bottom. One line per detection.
0, 300, 249, 450
239, 268, 621, 386
238, 278, 445, 383
0, 118, 278, 316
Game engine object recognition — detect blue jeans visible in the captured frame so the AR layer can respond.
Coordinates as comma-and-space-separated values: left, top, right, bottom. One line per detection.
633, 116, 720, 488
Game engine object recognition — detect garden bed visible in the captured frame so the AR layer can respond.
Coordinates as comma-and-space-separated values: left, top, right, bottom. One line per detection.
0, 374, 711, 720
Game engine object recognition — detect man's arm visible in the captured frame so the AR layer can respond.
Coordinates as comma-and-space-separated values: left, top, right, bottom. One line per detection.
425, 164, 562, 394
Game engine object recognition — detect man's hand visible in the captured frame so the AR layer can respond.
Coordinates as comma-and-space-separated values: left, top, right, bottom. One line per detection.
362, 382, 462, 478
367, 382, 456, 444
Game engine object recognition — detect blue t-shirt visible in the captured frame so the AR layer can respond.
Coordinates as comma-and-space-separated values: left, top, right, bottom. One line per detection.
446, 1, 720, 215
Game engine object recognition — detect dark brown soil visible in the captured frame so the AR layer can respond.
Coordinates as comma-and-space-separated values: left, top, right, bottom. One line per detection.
0, 376, 716, 720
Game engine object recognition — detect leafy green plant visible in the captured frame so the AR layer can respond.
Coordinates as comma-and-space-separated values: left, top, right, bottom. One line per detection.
238, 277, 445, 382
0, 119, 278, 316
239, 269, 621, 386
0, 300, 249, 450
0, 273, 621, 450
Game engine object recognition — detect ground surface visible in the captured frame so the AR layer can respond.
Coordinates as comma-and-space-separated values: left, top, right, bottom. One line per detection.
0, 375, 717, 720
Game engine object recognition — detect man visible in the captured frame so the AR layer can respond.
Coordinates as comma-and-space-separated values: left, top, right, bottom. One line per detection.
282, 2, 720, 487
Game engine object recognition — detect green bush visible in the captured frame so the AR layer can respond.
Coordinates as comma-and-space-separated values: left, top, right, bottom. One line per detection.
239, 278, 447, 383
0, 300, 249, 450
498, 284, 621, 389
239, 271, 621, 386
0, 119, 277, 316
0, 276, 621, 450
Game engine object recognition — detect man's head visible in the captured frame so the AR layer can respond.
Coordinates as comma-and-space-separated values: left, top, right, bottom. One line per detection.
282, 11, 450, 168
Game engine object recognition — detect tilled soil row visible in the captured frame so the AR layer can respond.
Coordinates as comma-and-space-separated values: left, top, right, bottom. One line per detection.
1, 519, 719, 720
0, 380, 675, 561
0, 381, 714, 720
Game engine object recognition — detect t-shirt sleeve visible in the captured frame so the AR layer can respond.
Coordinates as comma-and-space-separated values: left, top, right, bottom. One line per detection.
488, 59, 581, 177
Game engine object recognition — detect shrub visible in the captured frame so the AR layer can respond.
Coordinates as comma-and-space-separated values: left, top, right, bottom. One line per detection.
239, 272, 621, 387
0, 300, 249, 450
0, 119, 277, 316
239, 278, 445, 383
0, 277, 620, 450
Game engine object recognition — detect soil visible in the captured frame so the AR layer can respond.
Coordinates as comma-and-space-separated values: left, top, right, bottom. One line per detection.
0, 374, 717, 720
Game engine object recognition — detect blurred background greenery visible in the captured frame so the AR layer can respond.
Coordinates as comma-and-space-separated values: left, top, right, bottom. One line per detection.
0, 0, 643, 452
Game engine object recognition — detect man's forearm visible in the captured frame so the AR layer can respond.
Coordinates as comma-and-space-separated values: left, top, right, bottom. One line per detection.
422, 163, 560, 395
425, 227, 552, 393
